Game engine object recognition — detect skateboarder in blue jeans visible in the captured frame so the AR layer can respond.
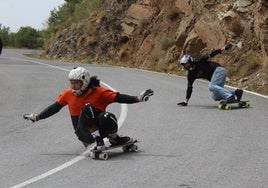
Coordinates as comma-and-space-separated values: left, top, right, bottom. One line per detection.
177, 43, 243, 106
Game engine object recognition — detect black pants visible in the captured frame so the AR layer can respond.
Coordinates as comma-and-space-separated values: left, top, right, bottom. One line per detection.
75, 104, 118, 144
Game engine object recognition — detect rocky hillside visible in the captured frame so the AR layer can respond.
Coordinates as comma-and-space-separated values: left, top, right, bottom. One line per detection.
45, 0, 268, 95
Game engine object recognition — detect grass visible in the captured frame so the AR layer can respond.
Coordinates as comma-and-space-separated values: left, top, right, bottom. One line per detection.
228, 53, 261, 78
226, 53, 268, 95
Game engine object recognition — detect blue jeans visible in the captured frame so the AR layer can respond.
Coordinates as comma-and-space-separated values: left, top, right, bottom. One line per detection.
208, 66, 234, 101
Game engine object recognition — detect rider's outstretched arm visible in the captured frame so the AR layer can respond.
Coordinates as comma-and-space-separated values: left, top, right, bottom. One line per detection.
23, 102, 64, 122
210, 43, 232, 58
114, 89, 153, 103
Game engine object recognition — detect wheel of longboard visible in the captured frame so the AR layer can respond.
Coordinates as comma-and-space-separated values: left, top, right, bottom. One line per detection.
129, 145, 138, 152
90, 151, 109, 160
218, 104, 230, 110
238, 101, 250, 108
225, 105, 231, 110
218, 104, 227, 110
98, 152, 109, 160
122, 144, 138, 152
218, 104, 223, 109
90, 152, 97, 159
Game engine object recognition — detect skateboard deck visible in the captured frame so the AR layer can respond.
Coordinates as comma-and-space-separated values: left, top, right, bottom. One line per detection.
218, 100, 250, 110
90, 140, 138, 160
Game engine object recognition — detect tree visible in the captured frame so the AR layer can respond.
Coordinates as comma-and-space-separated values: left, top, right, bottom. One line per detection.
16, 27, 43, 49
47, 0, 82, 33
0, 24, 10, 46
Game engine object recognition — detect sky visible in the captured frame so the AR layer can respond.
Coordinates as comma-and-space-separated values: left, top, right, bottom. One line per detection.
0, 0, 65, 32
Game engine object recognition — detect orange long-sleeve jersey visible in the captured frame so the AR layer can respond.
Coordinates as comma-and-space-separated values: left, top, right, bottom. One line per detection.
38, 86, 138, 129
57, 87, 118, 116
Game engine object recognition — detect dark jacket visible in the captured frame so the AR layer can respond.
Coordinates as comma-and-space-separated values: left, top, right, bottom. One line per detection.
186, 49, 223, 99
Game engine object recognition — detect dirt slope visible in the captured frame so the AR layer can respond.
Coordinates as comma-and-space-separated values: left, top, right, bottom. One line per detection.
46, 0, 268, 95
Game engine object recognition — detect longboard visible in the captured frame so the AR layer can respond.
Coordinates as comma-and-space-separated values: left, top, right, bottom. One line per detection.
90, 140, 138, 160
218, 100, 250, 110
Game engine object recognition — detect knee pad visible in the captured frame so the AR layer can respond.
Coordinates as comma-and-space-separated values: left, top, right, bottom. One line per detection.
81, 103, 96, 119
78, 103, 97, 129
97, 112, 118, 137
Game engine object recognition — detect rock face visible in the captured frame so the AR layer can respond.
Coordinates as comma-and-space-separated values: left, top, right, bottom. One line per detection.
46, 0, 268, 94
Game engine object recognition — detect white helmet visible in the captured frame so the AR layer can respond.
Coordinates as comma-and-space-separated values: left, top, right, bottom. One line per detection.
68, 67, 90, 96
179, 54, 193, 65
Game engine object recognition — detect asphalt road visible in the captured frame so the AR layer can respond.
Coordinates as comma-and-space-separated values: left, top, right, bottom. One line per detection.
1, 49, 268, 188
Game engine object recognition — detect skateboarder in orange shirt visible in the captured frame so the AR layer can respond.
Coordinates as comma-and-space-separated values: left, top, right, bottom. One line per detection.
24, 67, 153, 150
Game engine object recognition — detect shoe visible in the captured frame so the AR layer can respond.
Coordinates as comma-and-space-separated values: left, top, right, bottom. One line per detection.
93, 136, 105, 151
227, 95, 236, 103
235, 89, 243, 101
108, 135, 134, 146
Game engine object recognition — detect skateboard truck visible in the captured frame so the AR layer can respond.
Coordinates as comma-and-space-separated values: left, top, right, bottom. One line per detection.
218, 100, 250, 110
90, 140, 138, 160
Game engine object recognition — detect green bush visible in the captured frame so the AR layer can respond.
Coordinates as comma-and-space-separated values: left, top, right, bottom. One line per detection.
15, 27, 43, 49
1, 25, 43, 49
0, 24, 10, 46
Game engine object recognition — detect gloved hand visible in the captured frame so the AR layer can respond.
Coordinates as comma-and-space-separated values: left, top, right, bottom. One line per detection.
23, 113, 39, 122
224, 43, 232, 51
177, 101, 188, 106
139, 89, 154, 102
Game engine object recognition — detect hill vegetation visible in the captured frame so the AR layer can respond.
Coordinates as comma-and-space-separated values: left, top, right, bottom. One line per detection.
45, 0, 268, 95
0, 25, 44, 49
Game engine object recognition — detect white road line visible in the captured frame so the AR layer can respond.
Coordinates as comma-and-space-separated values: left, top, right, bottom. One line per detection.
10, 57, 70, 72
10, 58, 128, 188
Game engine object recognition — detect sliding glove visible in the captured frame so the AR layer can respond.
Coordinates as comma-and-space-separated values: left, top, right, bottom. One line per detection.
177, 101, 188, 106
23, 113, 39, 122
224, 43, 232, 51
139, 89, 154, 102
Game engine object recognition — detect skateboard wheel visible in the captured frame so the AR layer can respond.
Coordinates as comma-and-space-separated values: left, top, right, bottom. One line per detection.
99, 152, 109, 160
90, 151, 108, 160
90, 152, 97, 159
130, 145, 138, 152
218, 104, 223, 109
122, 144, 138, 152
225, 105, 231, 110
238, 101, 250, 108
